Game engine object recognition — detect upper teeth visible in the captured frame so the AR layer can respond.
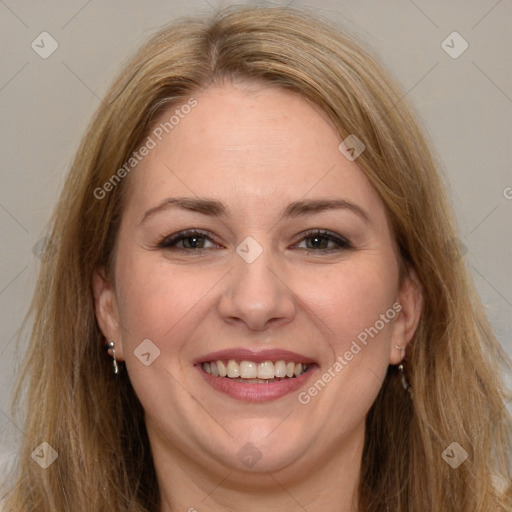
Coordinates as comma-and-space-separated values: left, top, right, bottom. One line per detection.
202, 360, 309, 379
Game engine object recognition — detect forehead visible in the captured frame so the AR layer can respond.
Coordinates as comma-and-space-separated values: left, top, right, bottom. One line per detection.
123, 83, 384, 220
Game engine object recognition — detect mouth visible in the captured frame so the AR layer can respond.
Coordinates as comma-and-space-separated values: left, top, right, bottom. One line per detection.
195, 349, 317, 402
201, 359, 310, 382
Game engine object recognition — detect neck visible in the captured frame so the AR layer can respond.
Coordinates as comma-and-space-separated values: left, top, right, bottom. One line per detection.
151, 426, 364, 512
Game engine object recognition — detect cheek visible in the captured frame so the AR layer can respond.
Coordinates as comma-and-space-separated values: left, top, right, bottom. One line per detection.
114, 251, 218, 344
299, 255, 399, 360
292, 256, 400, 443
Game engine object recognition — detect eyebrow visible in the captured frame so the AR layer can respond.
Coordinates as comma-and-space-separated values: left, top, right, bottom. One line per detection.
140, 197, 371, 225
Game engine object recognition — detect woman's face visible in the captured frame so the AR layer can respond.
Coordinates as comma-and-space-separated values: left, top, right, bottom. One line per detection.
94, 82, 421, 481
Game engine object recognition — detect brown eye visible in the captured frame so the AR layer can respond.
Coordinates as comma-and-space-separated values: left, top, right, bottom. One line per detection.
158, 230, 219, 250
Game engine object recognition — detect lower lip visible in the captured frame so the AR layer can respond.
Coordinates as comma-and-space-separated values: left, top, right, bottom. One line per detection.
196, 365, 317, 402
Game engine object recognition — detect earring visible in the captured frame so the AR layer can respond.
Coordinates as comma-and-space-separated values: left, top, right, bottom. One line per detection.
104, 341, 119, 375
398, 362, 409, 391
395, 344, 406, 360
395, 345, 412, 398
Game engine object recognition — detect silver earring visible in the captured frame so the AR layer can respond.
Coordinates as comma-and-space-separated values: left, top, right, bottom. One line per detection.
395, 345, 412, 397
398, 362, 409, 391
105, 341, 119, 375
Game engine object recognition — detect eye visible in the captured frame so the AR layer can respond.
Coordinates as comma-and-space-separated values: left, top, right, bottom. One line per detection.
157, 228, 353, 253
293, 229, 352, 252
157, 229, 220, 251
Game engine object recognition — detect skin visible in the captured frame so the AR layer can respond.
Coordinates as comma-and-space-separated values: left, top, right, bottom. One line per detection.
93, 81, 423, 512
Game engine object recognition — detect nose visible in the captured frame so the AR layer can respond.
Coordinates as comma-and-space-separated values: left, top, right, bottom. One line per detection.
217, 245, 296, 332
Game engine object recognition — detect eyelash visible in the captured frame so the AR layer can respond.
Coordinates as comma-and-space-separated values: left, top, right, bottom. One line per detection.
157, 228, 353, 254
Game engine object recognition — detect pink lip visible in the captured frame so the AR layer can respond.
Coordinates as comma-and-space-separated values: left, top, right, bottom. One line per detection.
194, 348, 318, 402
194, 348, 315, 365
196, 364, 318, 403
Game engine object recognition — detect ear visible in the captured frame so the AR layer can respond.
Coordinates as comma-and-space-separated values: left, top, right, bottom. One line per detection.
389, 267, 423, 365
92, 268, 125, 361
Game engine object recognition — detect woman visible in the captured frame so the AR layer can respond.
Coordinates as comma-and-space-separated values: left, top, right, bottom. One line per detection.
4, 5, 511, 511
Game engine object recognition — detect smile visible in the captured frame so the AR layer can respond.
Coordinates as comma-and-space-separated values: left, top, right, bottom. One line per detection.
202, 359, 309, 382
195, 349, 317, 402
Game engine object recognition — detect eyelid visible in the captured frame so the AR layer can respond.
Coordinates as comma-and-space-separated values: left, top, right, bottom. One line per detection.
291, 228, 353, 251
157, 228, 353, 252
158, 228, 221, 249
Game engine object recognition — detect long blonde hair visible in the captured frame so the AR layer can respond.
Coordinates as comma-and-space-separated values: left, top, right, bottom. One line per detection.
5, 5, 511, 511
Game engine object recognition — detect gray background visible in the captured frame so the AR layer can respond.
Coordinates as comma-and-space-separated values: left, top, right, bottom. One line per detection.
1, 0, 511, 463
